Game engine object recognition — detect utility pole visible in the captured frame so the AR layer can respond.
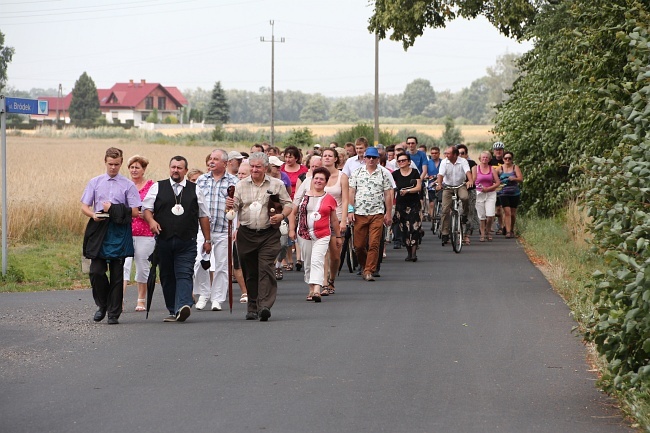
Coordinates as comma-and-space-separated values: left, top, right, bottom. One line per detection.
260, 20, 285, 147
56, 83, 62, 125
374, 32, 379, 146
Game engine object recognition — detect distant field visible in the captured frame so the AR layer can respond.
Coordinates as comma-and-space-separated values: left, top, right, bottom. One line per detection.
159, 123, 495, 143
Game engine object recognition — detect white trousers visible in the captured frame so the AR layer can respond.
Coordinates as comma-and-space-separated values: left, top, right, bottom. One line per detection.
297, 235, 330, 286
476, 190, 497, 220
123, 236, 156, 283
193, 232, 228, 303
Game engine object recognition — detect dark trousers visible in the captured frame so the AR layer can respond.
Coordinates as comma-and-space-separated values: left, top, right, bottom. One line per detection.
237, 226, 281, 314
90, 258, 125, 318
157, 236, 196, 315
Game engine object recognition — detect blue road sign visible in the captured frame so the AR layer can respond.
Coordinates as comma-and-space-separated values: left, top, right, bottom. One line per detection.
5, 97, 49, 115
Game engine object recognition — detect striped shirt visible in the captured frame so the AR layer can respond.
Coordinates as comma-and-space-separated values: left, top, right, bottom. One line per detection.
196, 171, 238, 233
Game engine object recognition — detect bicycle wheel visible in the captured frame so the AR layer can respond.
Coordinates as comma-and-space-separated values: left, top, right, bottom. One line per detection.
433, 200, 442, 238
451, 211, 463, 253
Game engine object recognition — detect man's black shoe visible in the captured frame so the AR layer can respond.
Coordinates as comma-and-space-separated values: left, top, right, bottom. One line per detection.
107, 316, 119, 325
93, 308, 106, 322
245, 311, 258, 320
259, 307, 271, 322
441, 234, 449, 245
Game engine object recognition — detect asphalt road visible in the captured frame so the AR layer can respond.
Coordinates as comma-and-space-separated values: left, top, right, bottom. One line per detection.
0, 230, 636, 433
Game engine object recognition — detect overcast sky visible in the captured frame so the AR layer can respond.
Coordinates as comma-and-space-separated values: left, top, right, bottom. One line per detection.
1, 0, 533, 97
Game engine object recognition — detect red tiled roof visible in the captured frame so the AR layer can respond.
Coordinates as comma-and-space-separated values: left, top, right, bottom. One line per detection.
37, 81, 187, 111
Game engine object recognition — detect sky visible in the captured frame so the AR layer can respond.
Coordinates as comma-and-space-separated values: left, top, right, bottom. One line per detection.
1, 0, 533, 97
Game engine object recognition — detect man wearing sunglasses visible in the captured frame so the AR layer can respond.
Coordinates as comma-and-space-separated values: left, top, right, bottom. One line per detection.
348, 147, 394, 282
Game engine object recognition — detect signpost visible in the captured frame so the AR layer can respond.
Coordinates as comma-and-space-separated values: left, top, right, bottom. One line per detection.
0, 96, 49, 275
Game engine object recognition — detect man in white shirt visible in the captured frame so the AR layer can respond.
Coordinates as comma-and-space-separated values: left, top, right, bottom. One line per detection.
436, 146, 473, 245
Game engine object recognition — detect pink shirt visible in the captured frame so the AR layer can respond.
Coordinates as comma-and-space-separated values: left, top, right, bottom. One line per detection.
132, 180, 155, 237
281, 164, 308, 199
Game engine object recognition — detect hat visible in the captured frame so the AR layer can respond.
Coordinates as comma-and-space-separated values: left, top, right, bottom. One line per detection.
268, 156, 283, 167
228, 151, 244, 160
314, 144, 321, 149
364, 147, 380, 158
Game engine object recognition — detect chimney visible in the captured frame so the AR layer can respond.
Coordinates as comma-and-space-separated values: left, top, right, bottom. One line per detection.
141, 79, 146, 85
128, 79, 134, 87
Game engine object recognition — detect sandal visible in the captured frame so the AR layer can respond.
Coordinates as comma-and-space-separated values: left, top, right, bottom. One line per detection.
506, 232, 514, 238
306, 293, 313, 301
463, 236, 471, 245
320, 286, 329, 296
283, 264, 293, 271
479, 236, 485, 242
312, 293, 321, 303
135, 298, 146, 312
295, 260, 303, 271
275, 267, 283, 280
327, 279, 336, 294
240, 293, 248, 303
487, 235, 493, 241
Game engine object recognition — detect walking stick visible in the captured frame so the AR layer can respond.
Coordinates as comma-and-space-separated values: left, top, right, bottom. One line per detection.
226, 185, 236, 314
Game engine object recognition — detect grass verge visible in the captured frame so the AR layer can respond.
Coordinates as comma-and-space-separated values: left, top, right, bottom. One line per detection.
518, 208, 650, 431
0, 236, 87, 292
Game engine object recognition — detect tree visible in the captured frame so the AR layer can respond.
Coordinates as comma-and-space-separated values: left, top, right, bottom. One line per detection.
69, 72, 101, 124
0, 30, 15, 94
439, 116, 464, 146
330, 101, 359, 123
300, 95, 329, 122
369, 0, 538, 50
400, 78, 435, 117
205, 81, 230, 124
146, 108, 159, 123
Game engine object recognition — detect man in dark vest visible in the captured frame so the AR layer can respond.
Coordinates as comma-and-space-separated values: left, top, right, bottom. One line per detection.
143, 156, 212, 323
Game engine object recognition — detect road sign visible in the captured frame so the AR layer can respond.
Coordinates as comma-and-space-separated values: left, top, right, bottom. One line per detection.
5, 97, 49, 115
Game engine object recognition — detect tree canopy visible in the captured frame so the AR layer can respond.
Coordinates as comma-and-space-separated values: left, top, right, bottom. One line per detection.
204, 81, 230, 124
368, 0, 539, 50
0, 30, 15, 94
69, 72, 101, 124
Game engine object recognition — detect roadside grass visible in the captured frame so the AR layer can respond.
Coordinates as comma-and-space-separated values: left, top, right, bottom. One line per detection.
0, 236, 87, 292
518, 204, 650, 430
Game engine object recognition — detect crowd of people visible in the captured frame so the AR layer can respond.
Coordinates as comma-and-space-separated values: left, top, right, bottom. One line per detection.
81, 139, 522, 324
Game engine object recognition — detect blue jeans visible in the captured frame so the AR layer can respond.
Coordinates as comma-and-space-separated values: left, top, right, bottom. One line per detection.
157, 236, 196, 315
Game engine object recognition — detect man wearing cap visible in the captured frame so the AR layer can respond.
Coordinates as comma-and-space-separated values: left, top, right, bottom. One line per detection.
194, 149, 238, 311
348, 146, 393, 282
227, 150, 244, 176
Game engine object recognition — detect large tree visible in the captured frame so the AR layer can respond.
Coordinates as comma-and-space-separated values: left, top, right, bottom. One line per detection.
0, 30, 15, 94
205, 81, 230, 124
300, 95, 329, 122
369, 0, 538, 49
400, 78, 436, 117
69, 72, 101, 124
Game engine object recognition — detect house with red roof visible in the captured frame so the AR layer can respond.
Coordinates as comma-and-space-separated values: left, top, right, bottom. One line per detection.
35, 79, 187, 126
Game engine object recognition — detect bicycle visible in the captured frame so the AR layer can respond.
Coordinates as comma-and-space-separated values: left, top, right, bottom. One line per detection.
429, 180, 442, 238
443, 184, 464, 253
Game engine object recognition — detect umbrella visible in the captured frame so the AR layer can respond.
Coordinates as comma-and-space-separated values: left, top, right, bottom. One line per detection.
338, 225, 352, 274
227, 185, 235, 314
145, 243, 159, 319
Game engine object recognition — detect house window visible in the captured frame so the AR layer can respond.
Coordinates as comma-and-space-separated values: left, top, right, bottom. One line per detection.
145, 97, 153, 110
109, 95, 118, 104
142, 113, 148, 122
158, 97, 166, 110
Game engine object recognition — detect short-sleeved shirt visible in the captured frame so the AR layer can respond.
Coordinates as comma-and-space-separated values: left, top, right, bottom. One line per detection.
280, 164, 308, 199
408, 150, 428, 174
196, 171, 238, 233
233, 175, 292, 230
392, 168, 421, 207
349, 166, 393, 216
426, 158, 442, 178
142, 178, 210, 218
81, 173, 141, 213
438, 157, 471, 187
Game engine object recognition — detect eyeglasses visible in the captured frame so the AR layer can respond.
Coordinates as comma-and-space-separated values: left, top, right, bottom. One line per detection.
458, 152, 466, 156
365, 156, 378, 159
397, 159, 408, 163
406, 142, 416, 145
503, 157, 512, 160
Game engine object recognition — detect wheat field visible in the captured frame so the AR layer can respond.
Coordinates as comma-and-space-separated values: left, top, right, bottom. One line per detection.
1, 136, 225, 241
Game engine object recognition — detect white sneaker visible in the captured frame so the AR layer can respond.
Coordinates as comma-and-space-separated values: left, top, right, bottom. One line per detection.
211, 301, 222, 311
195, 296, 208, 310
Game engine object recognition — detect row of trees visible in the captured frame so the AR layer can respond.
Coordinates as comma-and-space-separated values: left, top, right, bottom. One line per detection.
182, 53, 519, 125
